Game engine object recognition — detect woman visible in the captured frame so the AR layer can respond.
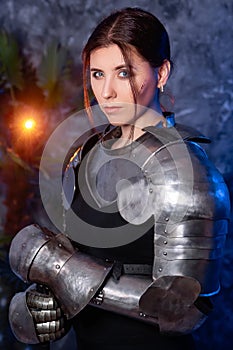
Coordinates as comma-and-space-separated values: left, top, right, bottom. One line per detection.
9, 7, 230, 350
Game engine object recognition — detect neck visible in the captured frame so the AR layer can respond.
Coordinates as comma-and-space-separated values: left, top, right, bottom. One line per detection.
120, 102, 165, 141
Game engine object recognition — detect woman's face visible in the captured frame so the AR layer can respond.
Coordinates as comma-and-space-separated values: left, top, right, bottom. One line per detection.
89, 44, 158, 126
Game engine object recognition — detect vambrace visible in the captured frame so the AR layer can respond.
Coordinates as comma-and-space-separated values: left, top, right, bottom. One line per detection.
90, 272, 210, 335
8, 225, 216, 335
90, 274, 158, 325
9, 224, 114, 319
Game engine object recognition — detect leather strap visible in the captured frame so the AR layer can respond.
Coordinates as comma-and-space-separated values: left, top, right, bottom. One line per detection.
123, 264, 152, 275
112, 262, 152, 280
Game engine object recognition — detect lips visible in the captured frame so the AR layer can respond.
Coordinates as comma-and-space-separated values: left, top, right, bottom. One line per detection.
103, 106, 122, 114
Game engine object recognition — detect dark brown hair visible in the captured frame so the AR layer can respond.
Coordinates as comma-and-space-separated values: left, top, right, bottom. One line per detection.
82, 7, 172, 111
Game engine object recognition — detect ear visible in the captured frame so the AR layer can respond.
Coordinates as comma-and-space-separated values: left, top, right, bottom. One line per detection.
157, 60, 171, 89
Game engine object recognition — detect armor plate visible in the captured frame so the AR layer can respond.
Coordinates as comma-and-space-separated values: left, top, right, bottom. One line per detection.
9, 285, 39, 344
9, 225, 114, 319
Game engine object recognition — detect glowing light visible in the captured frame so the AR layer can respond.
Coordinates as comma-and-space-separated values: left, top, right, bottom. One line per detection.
23, 119, 35, 130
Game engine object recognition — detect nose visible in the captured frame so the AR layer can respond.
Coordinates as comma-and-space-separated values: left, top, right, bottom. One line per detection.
101, 77, 117, 99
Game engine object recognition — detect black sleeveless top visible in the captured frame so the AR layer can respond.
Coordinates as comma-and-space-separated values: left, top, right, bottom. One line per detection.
67, 128, 196, 350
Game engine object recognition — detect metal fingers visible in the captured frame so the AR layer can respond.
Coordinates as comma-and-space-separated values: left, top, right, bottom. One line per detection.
37, 329, 66, 343
36, 319, 64, 333
26, 288, 68, 343
35, 317, 66, 342
27, 293, 58, 310
31, 308, 62, 322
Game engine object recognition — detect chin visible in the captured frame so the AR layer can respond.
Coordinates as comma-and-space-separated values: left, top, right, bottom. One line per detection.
108, 120, 124, 127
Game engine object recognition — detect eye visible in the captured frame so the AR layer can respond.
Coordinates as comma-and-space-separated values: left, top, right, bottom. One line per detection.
118, 70, 129, 78
92, 71, 104, 79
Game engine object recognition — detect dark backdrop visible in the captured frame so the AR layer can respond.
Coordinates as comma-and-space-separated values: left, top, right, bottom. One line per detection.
0, 1, 232, 349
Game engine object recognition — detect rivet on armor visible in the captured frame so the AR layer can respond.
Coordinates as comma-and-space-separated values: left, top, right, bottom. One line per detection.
165, 217, 169, 221
163, 240, 167, 244
55, 264, 60, 269
144, 169, 148, 174
19, 326, 22, 330
90, 288, 94, 292
45, 235, 49, 239
149, 188, 153, 193
58, 243, 62, 248
158, 267, 162, 272
16, 312, 19, 316
163, 251, 167, 256
139, 312, 143, 317
105, 258, 109, 262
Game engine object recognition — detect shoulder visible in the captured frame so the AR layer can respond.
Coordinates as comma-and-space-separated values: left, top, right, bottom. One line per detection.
141, 124, 230, 221
141, 123, 209, 178
64, 123, 110, 171
62, 124, 109, 210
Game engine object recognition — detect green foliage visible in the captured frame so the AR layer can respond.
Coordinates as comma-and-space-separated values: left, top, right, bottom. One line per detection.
36, 40, 71, 107
0, 31, 76, 245
6, 147, 33, 172
0, 234, 12, 251
0, 30, 23, 99
0, 30, 81, 350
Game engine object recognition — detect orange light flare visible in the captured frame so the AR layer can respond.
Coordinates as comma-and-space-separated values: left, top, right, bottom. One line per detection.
14, 111, 41, 139
18, 116, 38, 143
11, 108, 45, 158
23, 118, 36, 131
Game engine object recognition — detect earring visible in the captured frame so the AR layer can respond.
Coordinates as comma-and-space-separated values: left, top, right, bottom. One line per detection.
160, 85, 164, 93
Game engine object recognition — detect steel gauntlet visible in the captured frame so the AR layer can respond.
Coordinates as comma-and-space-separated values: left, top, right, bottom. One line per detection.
9, 224, 114, 321
26, 285, 70, 343
9, 283, 70, 344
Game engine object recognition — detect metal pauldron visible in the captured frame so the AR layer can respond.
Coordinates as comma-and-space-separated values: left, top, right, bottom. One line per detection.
9, 224, 114, 319
152, 218, 228, 296
117, 139, 230, 296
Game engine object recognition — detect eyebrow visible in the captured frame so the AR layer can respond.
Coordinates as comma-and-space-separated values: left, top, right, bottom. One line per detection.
90, 64, 133, 71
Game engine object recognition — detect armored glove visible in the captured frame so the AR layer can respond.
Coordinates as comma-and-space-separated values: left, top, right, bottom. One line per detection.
26, 284, 70, 343
9, 283, 70, 344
